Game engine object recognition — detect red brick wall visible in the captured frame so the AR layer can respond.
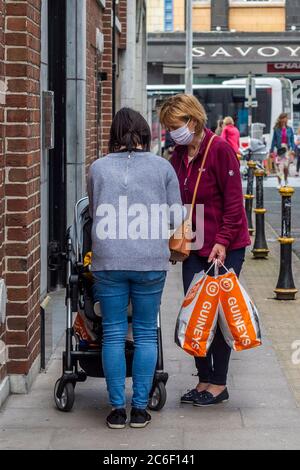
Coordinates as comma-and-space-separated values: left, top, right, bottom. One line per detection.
101, 0, 113, 155
85, 0, 128, 166
118, 0, 127, 50
86, 0, 103, 169
0, 0, 7, 384
4, 0, 41, 376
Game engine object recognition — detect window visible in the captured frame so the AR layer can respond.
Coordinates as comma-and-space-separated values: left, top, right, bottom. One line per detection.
164, 0, 173, 32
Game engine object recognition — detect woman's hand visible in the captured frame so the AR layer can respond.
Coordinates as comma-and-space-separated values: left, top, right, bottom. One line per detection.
208, 243, 226, 265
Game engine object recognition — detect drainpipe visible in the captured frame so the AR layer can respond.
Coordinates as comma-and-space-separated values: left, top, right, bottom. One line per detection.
66, 0, 86, 227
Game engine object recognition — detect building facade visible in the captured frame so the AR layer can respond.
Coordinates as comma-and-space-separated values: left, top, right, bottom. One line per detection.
147, 0, 300, 125
0, 0, 147, 407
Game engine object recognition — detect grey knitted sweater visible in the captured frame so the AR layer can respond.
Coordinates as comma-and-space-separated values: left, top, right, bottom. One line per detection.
87, 151, 183, 272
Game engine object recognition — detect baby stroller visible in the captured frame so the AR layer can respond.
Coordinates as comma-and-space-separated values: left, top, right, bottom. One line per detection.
54, 197, 168, 412
241, 138, 268, 180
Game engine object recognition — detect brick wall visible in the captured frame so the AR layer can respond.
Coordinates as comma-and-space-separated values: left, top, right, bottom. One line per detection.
118, 0, 127, 50
85, 0, 128, 164
0, 0, 7, 385
86, 0, 120, 162
4, 0, 41, 377
86, 0, 103, 168
101, 0, 113, 154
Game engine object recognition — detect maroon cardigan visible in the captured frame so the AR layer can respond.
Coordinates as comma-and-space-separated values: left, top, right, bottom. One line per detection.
170, 128, 251, 257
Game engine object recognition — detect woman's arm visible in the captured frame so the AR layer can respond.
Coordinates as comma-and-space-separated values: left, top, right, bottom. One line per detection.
213, 143, 245, 250
289, 127, 296, 151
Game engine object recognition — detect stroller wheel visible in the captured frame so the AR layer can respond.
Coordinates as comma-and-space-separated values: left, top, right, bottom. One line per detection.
54, 379, 75, 412
148, 382, 167, 411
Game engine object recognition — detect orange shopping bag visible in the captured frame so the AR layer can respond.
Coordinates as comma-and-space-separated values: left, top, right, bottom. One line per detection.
218, 269, 262, 351
175, 266, 219, 357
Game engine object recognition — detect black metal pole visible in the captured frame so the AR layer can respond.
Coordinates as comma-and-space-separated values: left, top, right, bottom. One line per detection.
274, 187, 298, 300
244, 160, 256, 236
252, 169, 269, 259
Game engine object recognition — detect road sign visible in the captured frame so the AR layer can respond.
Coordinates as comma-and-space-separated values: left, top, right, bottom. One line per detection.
245, 100, 258, 108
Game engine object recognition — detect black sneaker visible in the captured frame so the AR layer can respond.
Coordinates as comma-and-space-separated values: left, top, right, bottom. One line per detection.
130, 407, 151, 428
106, 408, 127, 429
193, 388, 229, 407
180, 388, 205, 404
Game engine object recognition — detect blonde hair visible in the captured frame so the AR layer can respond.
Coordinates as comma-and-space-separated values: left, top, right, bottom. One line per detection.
223, 116, 234, 126
159, 94, 207, 135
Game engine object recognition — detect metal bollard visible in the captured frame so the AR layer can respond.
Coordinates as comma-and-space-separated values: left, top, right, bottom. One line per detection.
244, 160, 256, 236
274, 187, 298, 300
252, 169, 269, 259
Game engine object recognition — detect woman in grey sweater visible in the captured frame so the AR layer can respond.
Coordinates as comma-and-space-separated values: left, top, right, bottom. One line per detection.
87, 108, 183, 429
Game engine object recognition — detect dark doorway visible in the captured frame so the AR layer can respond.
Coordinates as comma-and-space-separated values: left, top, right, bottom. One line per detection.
48, 0, 67, 290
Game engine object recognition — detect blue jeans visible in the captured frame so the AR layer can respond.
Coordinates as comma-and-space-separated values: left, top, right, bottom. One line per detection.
182, 248, 246, 385
92, 270, 166, 409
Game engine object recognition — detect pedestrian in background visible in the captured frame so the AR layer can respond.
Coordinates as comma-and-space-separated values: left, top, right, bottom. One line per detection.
269, 113, 295, 176
221, 116, 241, 157
159, 94, 251, 407
87, 107, 183, 429
294, 126, 300, 177
215, 119, 224, 136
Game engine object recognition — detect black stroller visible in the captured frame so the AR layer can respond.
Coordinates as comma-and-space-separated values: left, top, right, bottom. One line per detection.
54, 197, 168, 412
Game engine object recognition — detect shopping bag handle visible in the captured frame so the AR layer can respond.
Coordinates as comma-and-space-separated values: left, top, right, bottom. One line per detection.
205, 259, 230, 278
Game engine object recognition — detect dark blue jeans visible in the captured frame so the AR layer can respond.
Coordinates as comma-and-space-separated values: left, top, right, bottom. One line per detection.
182, 248, 246, 386
92, 270, 166, 409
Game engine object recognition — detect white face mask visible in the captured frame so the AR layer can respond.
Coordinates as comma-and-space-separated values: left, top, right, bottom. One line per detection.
170, 120, 195, 146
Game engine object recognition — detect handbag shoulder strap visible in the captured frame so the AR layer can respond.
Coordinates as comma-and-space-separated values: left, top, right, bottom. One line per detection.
188, 134, 216, 221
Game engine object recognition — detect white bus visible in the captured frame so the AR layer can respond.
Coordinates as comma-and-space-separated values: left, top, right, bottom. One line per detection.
147, 77, 293, 151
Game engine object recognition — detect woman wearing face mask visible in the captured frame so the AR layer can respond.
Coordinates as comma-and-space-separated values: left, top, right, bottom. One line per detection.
159, 94, 251, 407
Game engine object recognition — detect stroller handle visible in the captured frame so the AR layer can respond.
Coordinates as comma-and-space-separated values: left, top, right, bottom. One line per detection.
74, 196, 89, 262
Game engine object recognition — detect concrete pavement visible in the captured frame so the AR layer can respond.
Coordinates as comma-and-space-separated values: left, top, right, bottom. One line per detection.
1, 228, 300, 450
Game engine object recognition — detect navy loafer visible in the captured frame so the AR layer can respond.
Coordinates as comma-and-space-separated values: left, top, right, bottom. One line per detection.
193, 388, 229, 407
180, 388, 205, 404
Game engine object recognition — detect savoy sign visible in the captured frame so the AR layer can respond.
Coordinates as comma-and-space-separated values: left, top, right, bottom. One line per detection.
148, 39, 300, 64
192, 45, 300, 60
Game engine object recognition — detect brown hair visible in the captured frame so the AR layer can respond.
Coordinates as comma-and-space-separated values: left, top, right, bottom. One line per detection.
109, 107, 151, 153
274, 113, 288, 129
159, 94, 207, 135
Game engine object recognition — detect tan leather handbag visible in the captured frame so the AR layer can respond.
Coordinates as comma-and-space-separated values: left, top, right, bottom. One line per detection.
169, 134, 216, 262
